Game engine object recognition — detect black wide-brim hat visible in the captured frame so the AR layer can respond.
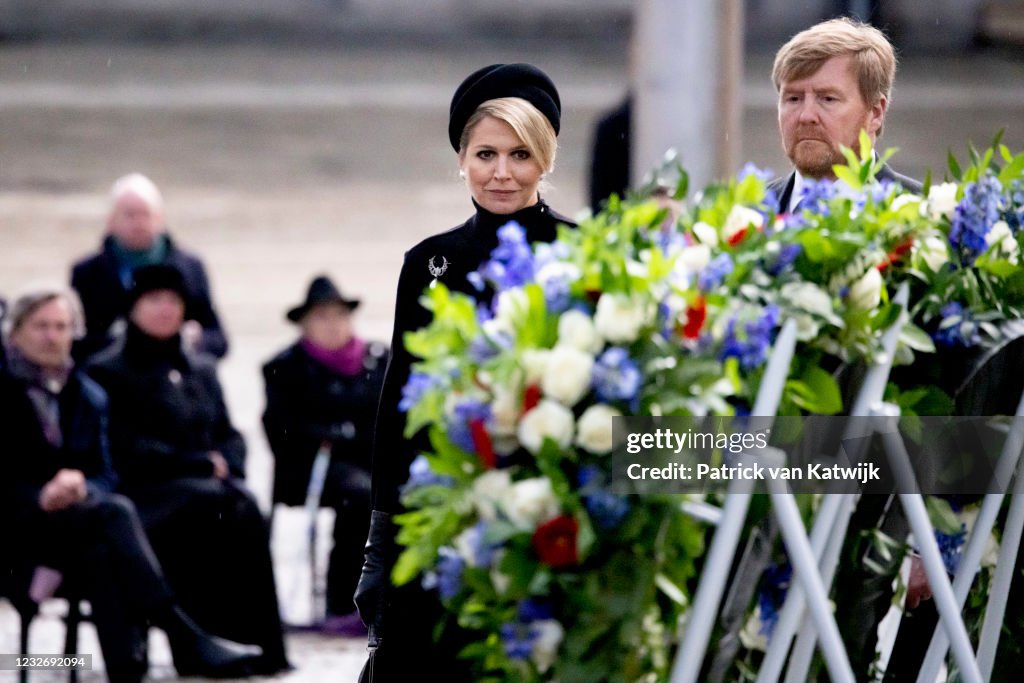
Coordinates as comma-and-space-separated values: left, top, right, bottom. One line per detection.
448, 63, 561, 151
287, 275, 360, 323
129, 263, 189, 308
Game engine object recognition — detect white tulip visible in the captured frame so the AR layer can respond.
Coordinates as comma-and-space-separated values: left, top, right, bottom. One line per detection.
676, 244, 712, 275
848, 268, 882, 310
557, 309, 603, 354
594, 293, 651, 344
924, 182, 959, 220
722, 205, 764, 243
521, 349, 551, 385
575, 404, 622, 454
517, 399, 575, 455
917, 234, 950, 272
490, 386, 521, 438
987, 220, 1019, 264
501, 477, 560, 530
692, 221, 719, 247
470, 469, 512, 521
780, 281, 836, 320
530, 619, 565, 673
494, 288, 530, 329
541, 345, 594, 407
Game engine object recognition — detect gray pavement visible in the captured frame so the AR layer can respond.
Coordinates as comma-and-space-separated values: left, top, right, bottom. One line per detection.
1, 34, 1023, 683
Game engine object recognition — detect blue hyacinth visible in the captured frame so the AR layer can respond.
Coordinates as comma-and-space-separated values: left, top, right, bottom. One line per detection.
757, 562, 792, 638
399, 372, 439, 412
500, 622, 537, 660
935, 525, 968, 575
464, 520, 500, 568
1006, 179, 1024, 232
518, 598, 555, 623
797, 178, 837, 215
765, 243, 803, 276
431, 548, 465, 600
446, 399, 491, 453
577, 464, 630, 530
592, 347, 642, 404
739, 162, 774, 184
720, 305, 781, 370
468, 328, 513, 364
471, 220, 536, 292
932, 302, 981, 348
402, 454, 454, 492
949, 173, 1004, 265
698, 253, 734, 292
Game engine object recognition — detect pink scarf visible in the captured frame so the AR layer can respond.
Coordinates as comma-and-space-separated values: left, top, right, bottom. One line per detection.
301, 336, 366, 376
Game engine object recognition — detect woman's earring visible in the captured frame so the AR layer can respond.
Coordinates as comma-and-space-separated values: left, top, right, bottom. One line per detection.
458, 169, 466, 180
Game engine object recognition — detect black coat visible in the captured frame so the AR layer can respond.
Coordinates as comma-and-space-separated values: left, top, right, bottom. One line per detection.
0, 367, 117, 537
768, 163, 923, 213
85, 324, 245, 491
262, 340, 388, 506
370, 199, 575, 514
70, 235, 229, 362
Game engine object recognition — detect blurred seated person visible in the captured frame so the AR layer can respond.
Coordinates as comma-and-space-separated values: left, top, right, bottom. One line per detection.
86, 264, 291, 675
0, 285, 261, 683
70, 173, 228, 363
262, 275, 388, 634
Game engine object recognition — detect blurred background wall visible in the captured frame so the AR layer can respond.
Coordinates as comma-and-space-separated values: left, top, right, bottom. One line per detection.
2, 0, 1023, 509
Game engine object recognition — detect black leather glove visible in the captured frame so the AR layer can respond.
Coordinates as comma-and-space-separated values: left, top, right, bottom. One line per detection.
354, 509, 396, 632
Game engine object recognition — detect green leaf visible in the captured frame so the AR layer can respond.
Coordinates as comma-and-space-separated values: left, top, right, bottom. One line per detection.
833, 165, 862, 189
926, 496, 963, 535
900, 323, 937, 353
948, 149, 962, 180
870, 303, 902, 332
998, 152, 1024, 187
655, 573, 688, 606
796, 365, 843, 415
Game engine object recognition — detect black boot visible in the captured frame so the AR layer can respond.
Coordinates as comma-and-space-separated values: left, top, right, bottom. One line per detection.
157, 604, 263, 678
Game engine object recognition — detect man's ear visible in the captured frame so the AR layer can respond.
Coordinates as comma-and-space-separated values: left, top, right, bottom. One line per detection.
868, 95, 888, 137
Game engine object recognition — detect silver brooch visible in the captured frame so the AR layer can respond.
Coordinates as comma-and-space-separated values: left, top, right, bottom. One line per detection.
428, 255, 449, 279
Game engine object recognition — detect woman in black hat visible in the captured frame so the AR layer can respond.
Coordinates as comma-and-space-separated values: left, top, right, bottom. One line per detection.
354, 63, 575, 681
86, 264, 291, 675
261, 275, 388, 634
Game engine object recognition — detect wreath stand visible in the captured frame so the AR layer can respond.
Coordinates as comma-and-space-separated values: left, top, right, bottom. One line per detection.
669, 283, 1024, 683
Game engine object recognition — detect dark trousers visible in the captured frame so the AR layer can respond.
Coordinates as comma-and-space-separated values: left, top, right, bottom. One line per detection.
130, 477, 288, 670
322, 461, 372, 616
28, 492, 173, 683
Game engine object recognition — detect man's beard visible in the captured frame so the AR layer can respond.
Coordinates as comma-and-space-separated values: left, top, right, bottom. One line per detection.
790, 138, 843, 179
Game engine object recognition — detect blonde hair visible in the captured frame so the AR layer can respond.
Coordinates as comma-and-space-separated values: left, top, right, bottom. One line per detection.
458, 97, 558, 173
772, 18, 896, 112
110, 172, 164, 213
3, 286, 85, 342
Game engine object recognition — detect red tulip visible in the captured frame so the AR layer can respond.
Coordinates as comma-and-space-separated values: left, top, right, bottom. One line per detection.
680, 296, 707, 340
522, 383, 542, 412
470, 418, 496, 469
532, 515, 579, 568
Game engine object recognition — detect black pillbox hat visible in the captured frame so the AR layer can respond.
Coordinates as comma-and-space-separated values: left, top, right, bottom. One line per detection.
448, 63, 561, 151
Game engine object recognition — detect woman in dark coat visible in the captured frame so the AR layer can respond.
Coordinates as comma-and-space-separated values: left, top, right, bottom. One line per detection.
354, 63, 575, 681
262, 275, 388, 632
86, 264, 291, 676
1, 286, 259, 682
